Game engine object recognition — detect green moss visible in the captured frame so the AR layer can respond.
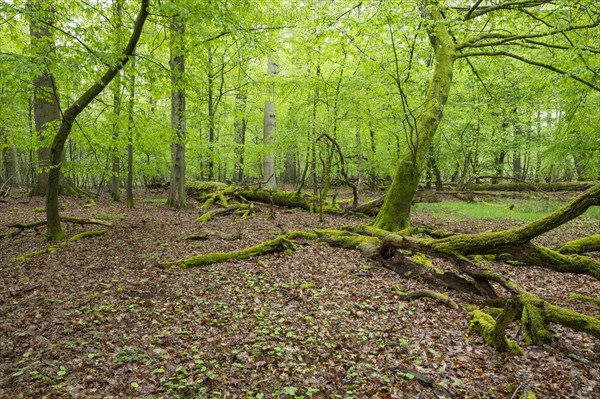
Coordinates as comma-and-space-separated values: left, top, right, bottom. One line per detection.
471, 255, 496, 266
544, 302, 600, 339
69, 230, 107, 241
390, 285, 407, 295
558, 234, 600, 255
314, 229, 380, 249
14, 230, 106, 261
482, 270, 524, 292
519, 293, 553, 345
468, 310, 523, 355
429, 229, 451, 238
410, 252, 432, 267
160, 233, 304, 269
196, 212, 212, 223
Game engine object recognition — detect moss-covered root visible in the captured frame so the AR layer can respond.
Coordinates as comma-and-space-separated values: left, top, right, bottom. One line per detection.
13, 229, 107, 261
160, 231, 317, 269
468, 309, 523, 355
558, 234, 600, 255
390, 285, 458, 309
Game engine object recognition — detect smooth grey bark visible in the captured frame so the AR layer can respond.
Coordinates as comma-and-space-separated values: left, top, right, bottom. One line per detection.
45, 0, 149, 239
233, 87, 247, 184
29, 0, 60, 196
110, 0, 124, 202
167, 7, 186, 209
263, 58, 278, 189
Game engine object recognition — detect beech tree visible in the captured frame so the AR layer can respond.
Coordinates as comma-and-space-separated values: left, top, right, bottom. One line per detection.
167, 2, 186, 209
28, 0, 60, 196
371, 0, 600, 231
45, 0, 149, 239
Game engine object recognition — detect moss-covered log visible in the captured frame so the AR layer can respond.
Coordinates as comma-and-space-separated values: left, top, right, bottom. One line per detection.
558, 234, 600, 255
160, 231, 317, 269
510, 243, 600, 281
3, 217, 112, 239
13, 229, 107, 261
426, 183, 600, 256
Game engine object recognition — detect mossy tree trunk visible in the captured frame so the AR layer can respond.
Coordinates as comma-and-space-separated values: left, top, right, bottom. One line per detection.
45, 0, 149, 240
372, 1, 456, 231
427, 183, 600, 257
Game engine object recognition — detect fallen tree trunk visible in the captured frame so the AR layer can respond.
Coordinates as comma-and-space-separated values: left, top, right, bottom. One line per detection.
465, 181, 597, 192
558, 234, 600, 254
159, 231, 317, 269
423, 183, 600, 256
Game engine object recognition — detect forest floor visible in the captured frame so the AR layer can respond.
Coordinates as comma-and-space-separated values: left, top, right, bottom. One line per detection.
0, 189, 599, 399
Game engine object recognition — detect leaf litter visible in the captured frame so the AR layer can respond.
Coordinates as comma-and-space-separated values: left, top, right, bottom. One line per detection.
0, 191, 598, 398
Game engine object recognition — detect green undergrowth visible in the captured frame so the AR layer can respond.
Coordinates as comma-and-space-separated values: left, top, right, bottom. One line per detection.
413, 198, 600, 222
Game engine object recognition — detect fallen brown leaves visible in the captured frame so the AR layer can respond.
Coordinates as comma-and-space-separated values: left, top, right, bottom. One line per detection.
0, 191, 598, 398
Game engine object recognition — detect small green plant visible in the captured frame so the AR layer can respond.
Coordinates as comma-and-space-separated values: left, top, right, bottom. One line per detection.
56, 365, 67, 380
114, 346, 147, 365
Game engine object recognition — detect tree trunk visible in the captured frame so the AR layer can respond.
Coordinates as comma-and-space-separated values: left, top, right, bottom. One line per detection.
29, 0, 60, 196
372, 1, 455, 231
233, 87, 247, 184
45, 0, 148, 240
110, 0, 124, 202
263, 58, 278, 189
167, 7, 186, 209
427, 183, 600, 258
126, 60, 136, 209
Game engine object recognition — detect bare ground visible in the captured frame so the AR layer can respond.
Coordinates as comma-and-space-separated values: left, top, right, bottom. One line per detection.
0, 190, 599, 399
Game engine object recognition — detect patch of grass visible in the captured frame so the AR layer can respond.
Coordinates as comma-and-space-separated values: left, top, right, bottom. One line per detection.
413, 198, 599, 222
141, 198, 167, 204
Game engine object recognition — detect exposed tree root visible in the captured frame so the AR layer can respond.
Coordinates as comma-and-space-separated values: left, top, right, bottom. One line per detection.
196, 203, 256, 222
13, 230, 108, 261
569, 294, 600, 307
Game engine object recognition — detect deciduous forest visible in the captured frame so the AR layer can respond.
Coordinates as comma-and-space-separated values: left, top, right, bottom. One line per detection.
1, 0, 599, 398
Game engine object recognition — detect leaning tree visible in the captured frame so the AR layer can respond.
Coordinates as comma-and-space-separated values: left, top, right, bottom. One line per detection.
45, 0, 149, 240
373, 0, 600, 231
